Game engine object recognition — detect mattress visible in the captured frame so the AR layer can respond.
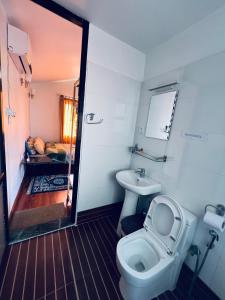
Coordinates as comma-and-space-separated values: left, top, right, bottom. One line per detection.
45, 143, 75, 162
55, 143, 75, 162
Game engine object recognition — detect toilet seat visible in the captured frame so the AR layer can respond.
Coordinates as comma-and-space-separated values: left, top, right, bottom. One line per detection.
116, 195, 196, 300
116, 228, 174, 287
144, 195, 185, 255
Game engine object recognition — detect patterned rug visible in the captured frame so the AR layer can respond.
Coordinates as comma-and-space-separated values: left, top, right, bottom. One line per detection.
27, 174, 72, 195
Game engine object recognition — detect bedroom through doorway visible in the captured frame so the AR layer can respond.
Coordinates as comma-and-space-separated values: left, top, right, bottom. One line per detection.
1, 0, 88, 243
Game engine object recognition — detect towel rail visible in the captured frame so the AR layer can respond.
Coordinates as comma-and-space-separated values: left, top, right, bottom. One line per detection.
129, 144, 167, 162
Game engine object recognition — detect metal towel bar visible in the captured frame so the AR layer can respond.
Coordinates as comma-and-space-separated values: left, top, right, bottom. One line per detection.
129, 144, 167, 162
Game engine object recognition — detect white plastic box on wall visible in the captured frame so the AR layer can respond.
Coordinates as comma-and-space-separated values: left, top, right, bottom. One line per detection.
7, 23, 32, 77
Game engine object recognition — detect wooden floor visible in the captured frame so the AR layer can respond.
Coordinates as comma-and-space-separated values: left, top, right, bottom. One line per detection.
13, 177, 67, 212
0, 212, 219, 300
9, 176, 71, 242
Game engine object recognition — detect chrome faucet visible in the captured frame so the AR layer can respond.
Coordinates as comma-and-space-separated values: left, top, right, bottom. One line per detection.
135, 168, 145, 178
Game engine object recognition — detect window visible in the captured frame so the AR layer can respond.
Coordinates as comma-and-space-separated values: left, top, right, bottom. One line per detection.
60, 96, 78, 144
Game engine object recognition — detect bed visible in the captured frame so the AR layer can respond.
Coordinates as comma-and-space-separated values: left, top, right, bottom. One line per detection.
24, 137, 75, 176
45, 142, 75, 163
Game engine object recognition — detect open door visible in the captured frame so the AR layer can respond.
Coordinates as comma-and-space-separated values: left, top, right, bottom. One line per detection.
0, 0, 88, 243
0, 86, 8, 257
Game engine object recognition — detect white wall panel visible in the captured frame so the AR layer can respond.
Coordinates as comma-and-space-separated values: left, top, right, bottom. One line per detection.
77, 61, 141, 211
131, 7, 225, 296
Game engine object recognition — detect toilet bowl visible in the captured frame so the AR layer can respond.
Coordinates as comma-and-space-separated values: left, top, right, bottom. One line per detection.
116, 195, 197, 300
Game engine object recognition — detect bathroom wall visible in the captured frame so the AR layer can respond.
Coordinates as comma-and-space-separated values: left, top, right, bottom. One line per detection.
131, 6, 225, 299
77, 25, 145, 212
0, 2, 30, 213
30, 80, 74, 142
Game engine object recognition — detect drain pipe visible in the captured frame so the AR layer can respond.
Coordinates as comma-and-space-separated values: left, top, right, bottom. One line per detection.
188, 229, 219, 299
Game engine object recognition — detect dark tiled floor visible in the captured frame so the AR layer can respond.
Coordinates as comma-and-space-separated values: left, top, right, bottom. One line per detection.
0, 212, 220, 300
77, 202, 123, 225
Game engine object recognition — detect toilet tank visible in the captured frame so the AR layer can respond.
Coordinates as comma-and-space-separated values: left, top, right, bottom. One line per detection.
178, 207, 197, 256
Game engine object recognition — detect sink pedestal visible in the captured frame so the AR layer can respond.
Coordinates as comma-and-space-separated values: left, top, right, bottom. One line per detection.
117, 189, 138, 236
116, 169, 161, 237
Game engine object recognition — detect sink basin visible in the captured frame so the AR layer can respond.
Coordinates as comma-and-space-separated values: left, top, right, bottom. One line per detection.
116, 170, 161, 195
116, 169, 161, 236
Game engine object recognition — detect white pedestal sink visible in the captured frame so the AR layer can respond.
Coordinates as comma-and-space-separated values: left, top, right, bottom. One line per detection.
116, 170, 161, 236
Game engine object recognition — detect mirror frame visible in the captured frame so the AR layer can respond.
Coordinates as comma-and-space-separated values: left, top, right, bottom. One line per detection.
145, 89, 178, 140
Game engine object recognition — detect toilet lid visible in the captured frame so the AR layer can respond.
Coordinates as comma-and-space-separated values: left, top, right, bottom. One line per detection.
144, 195, 185, 255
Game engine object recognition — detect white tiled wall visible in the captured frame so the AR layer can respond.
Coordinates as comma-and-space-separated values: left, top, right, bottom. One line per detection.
77, 61, 142, 211
130, 6, 225, 297
131, 47, 225, 300
77, 25, 145, 212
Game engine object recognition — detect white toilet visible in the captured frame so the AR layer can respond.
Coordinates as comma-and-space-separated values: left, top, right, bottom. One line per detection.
116, 195, 197, 300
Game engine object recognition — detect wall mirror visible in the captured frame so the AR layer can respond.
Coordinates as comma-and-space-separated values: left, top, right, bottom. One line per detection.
145, 90, 178, 140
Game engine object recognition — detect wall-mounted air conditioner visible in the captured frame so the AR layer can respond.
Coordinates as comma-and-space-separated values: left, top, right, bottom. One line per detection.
7, 24, 32, 81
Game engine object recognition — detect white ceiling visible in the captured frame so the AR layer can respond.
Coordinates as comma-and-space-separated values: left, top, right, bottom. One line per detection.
2, 0, 225, 81
2, 0, 82, 81
54, 0, 225, 53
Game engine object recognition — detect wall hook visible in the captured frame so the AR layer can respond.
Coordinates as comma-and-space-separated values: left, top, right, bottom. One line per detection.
85, 113, 103, 124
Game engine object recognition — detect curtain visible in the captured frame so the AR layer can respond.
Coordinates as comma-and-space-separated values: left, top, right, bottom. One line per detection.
60, 95, 78, 144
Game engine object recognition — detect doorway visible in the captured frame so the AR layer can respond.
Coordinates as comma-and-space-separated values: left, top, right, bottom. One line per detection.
0, 0, 89, 243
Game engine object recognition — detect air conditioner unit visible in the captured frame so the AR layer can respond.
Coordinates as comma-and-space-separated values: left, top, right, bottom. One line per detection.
7, 24, 32, 81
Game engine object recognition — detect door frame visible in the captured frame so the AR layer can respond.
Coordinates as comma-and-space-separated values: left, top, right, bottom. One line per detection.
31, 0, 89, 224
1, 0, 89, 242
0, 81, 9, 244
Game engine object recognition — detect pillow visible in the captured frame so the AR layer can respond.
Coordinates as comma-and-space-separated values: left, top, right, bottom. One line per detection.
25, 141, 36, 155
34, 137, 45, 154
27, 137, 35, 149
45, 142, 56, 149
35, 137, 45, 147
25, 137, 37, 155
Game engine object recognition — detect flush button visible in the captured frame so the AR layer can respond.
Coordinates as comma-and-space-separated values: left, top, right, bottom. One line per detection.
170, 235, 176, 242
